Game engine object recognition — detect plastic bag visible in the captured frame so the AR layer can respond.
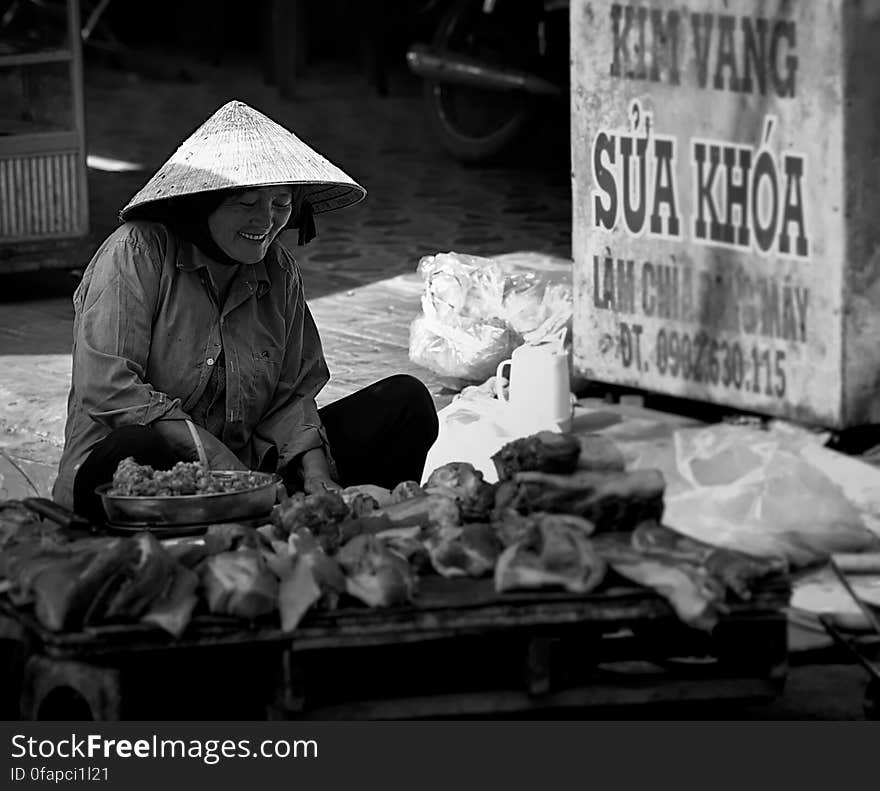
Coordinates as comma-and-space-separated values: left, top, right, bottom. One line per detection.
654, 423, 880, 568
408, 251, 572, 381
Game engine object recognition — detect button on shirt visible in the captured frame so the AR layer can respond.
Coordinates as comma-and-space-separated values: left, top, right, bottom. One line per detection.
52, 221, 332, 509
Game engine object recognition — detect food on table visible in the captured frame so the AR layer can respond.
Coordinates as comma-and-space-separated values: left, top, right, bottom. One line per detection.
374, 494, 461, 532
493, 469, 665, 533
93, 532, 178, 622
271, 490, 351, 551
592, 531, 720, 628
491, 431, 582, 480
140, 564, 200, 637
629, 522, 787, 599
424, 462, 496, 521
391, 480, 428, 503
494, 518, 606, 594
342, 485, 393, 508
108, 457, 266, 496
277, 556, 323, 632
381, 535, 431, 574
592, 523, 788, 629
204, 522, 269, 554
288, 527, 347, 604
201, 548, 279, 620
0, 501, 63, 550
493, 510, 595, 548
341, 489, 380, 518
22, 538, 139, 631
336, 534, 417, 607
577, 434, 626, 472
427, 523, 502, 578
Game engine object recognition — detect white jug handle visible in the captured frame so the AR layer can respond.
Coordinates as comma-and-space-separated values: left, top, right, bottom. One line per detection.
495, 359, 511, 401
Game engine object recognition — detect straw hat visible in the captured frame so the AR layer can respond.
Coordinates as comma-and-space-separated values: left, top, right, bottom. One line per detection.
120, 100, 366, 221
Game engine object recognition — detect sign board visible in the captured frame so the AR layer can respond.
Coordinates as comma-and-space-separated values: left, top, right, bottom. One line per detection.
571, 0, 880, 428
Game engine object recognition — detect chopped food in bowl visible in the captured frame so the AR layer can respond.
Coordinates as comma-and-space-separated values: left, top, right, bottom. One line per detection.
109, 457, 266, 497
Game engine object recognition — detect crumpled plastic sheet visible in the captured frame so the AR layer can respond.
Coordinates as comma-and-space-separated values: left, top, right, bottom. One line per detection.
627, 421, 880, 568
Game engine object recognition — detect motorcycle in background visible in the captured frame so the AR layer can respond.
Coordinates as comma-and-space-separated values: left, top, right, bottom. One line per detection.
406, 0, 570, 163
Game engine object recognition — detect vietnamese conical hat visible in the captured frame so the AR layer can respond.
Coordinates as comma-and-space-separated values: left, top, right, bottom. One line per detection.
120, 100, 366, 221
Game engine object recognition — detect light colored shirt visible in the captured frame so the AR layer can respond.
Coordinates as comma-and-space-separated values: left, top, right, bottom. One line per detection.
52, 221, 331, 509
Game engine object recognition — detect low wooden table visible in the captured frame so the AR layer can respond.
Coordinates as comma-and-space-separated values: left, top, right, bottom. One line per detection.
0, 575, 790, 721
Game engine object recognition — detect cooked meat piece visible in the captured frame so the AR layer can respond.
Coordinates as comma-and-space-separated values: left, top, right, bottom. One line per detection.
96, 532, 178, 622
630, 522, 787, 600
577, 434, 626, 472
491, 432, 582, 480
0, 501, 64, 551
494, 520, 606, 594
427, 523, 502, 578
0, 501, 42, 539
201, 548, 279, 620
337, 514, 395, 545
383, 536, 431, 574
424, 462, 496, 521
271, 491, 351, 551
341, 490, 380, 517
374, 494, 461, 533
493, 469, 665, 533
204, 523, 268, 554
26, 539, 139, 631
336, 534, 416, 607
493, 510, 596, 548
141, 564, 200, 637
591, 526, 789, 630
342, 485, 393, 508
391, 480, 428, 503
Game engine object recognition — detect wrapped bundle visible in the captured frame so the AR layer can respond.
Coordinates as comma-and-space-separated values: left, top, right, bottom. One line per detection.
491, 432, 582, 481
202, 548, 279, 620
425, 462, 495, 521
495, 519, 606, 595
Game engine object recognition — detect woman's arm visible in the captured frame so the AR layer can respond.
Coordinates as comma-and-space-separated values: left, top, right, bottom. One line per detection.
75, 227, 244, 469
74, 229, 193, 428
153, 420, 246, 471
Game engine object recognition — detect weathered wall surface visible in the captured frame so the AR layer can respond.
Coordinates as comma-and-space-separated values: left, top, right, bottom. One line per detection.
571, 0, 880, 427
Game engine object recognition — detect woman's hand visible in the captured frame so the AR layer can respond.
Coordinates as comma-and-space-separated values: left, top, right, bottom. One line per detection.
299, 447, 341, 495
154, 419, 246, 470
303, 475, 343, 495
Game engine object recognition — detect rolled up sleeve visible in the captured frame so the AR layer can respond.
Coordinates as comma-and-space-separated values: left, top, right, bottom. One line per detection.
252, 268, 332, 472
74, 235, 191, 428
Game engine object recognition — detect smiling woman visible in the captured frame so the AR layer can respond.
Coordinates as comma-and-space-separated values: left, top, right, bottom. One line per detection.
52, 100, 439, 522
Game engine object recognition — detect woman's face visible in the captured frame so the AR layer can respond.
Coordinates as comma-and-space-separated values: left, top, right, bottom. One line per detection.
207, 185, 294, 264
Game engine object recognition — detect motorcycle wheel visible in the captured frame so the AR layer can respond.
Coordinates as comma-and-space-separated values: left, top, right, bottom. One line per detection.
424, 0, 541, 164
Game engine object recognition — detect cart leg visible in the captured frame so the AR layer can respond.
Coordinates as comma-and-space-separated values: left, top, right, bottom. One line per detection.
0, 615, 30, 719
524, 637, 555, 697
21, 656, 122, 721
271, 649, 307, 718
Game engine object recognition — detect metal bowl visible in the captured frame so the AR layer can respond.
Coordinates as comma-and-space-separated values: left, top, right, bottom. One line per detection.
95, 471, 281, 526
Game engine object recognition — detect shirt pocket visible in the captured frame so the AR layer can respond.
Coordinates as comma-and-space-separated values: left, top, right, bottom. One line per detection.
249, 347, 284, 407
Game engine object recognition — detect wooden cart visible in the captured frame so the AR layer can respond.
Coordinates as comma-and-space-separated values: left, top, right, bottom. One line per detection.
0, 576, 790, 721
0, 0, 89, 273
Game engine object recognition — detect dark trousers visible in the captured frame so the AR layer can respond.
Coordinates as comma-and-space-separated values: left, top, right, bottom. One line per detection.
73, 374, 439, 523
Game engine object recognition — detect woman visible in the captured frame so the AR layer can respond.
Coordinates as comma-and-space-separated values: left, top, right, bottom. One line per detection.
53, 100, 438, 522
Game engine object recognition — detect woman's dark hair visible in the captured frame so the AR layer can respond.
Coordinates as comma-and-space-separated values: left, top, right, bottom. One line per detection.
125, 185, 316, 251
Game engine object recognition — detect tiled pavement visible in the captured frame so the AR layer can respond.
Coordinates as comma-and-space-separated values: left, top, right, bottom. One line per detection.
0, 49, 573, 497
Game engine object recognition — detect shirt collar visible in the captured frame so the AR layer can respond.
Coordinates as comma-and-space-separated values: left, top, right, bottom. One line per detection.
176, 238, 271, 293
